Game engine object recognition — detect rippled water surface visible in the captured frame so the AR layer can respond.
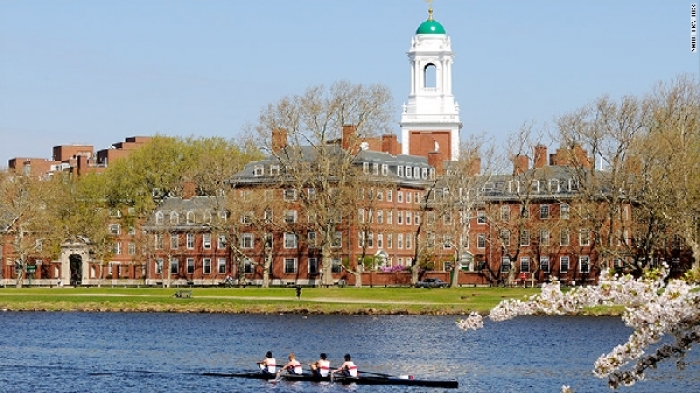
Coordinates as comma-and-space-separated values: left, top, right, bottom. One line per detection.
0, 312, 697, 392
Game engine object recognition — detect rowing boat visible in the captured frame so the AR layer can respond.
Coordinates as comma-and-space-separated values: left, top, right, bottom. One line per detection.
202, 371, 459, 389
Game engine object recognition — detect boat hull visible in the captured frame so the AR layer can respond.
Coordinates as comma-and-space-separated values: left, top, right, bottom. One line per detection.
202, 371, 458, 389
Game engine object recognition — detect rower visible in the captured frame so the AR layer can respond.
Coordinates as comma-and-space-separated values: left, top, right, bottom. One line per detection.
332, 353, 358, 377
257, 351, 276, 374
309, 353, 331, 377
278, 353, 303, 375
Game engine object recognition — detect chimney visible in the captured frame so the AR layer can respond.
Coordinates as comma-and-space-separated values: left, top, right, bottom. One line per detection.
342, 124, 357, 150
467, 157, 481, 176
76, 155, 88, 177
428, 151, 444, 176
572, 144, 592, 169
182, 180, 196, 200
513, 154, 529, 175
381, 134, 399, 155
534, 145, 547, 169
271, 128, 287, 153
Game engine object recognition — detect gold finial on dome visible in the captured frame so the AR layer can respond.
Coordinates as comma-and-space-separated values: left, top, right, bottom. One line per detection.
425, 0, 434, 21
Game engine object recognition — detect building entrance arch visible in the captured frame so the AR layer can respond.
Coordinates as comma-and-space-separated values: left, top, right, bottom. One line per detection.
58, 239, 92, 286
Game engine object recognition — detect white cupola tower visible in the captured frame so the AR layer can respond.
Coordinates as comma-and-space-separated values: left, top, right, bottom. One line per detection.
400, 5, 462, 162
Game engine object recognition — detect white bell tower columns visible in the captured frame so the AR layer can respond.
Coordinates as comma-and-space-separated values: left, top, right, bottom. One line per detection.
400, 6, 462, 162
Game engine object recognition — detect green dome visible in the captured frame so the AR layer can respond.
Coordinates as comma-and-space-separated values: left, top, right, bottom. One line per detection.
416, 19, 446, 34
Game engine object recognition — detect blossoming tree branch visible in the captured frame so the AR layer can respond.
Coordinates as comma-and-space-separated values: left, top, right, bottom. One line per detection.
456, 266, 700, 390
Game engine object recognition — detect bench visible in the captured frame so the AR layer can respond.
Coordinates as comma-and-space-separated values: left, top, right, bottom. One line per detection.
174, 289, 192, 298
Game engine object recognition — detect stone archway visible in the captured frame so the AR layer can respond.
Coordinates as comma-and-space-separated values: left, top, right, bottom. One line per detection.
58, 239, 92, 286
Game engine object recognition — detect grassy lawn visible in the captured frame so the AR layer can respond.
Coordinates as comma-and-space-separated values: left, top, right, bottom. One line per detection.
0, 286, 617, 315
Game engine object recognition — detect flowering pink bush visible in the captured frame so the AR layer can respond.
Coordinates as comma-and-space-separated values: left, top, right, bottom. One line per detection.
379, 265, 408, 273
457, 266, 700, 390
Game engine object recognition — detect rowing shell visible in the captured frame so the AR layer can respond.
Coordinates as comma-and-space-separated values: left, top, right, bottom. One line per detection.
202, 371, 459, 389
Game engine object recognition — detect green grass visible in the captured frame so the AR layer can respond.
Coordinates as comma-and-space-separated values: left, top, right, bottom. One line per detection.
0, 286, 616, 316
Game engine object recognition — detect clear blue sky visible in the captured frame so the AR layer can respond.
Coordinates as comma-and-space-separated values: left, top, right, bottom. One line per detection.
1, 0, 697, 166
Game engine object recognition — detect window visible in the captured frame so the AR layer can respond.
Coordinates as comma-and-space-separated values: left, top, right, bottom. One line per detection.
241, 233, 254, 249
381, 164, 388, 176
520, 257, 530, 273
237, 258, 251, 274
170, 233, 179, 250
331, 231, 342, 248
377, 233, 383, 248
549, 179, 560, 193
421, 168, 428, 179
112, 242, 122, 255
187, 258, 195, 274
331, 258, 342, 273
170, 212, 179, 224
539, 204, 550, 219
519, 230, 530, 246
443, 213, 452, 225
520, 205, 530, 218
387, 190, 393, 202
406, 166, 412, 178
203, 211, 212, 223
203, 258, 211, 274
406, 192, 412, 204
203, 233, 211, 249
170, 258, 178, 274
560, 256, 570, 273
477, 210, 486, 224
307, 187, 316, 200
128, 242, 136, 255
560, 203, 570, 219
377, 210, 384, 224
284, 233, 298, 249
217, 234, 226, 249
397, 211, 403, 225
241, 212, 252, 224
127, 226, 136, 235
218, 210, 228, 221
270, 165, 280, 175
405, 211, 412, 225
405, 233, 412, 249
398, 191, 404, 203
501, 257, 511, 273
284, 258, 298, 274
155, 234, 163, 250
155, 258, 163, 275
358, 209, 365, 224
264, 209, 273, 223
443, 234, 452, 249
284, 189, 297, 201
387, 233, 393, 248
372, 163, 379, 175
540, 230, 550, 246
254, 165, 263, 176
377, 189, 384, 201
499, 229, 511, 246
284, 210, 298, 224
477, 233, 486, 248
217, 258, 226, 274
155, 211, 164, 225
308, 258, 318, 274
109, 224, 120, 235
363, 162, 369, 174
500, 205, 510, 221
307, 231, 316, 247
387, 210, 393, 224
397, 166, 404, 177
540, 256, 550, 273
579, 229, 590, 246
186, 233, 195, 249
186, 211, 195, 224
580, 255, 590, 273
560, 229, 570, 246
397, 233, 404, 249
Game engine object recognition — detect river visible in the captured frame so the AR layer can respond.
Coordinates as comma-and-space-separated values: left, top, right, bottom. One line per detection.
0, 312, 697, 392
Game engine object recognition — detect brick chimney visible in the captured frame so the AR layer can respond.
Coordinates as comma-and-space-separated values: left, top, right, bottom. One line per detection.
381, 134, 399, 155
513, 154, 529, 175
182, 180, 196, 200
342, 124, 357, 150
468, 157, 481, 176
428, 151, 444, 176
572, 144, 592, 169
271, 128, 287, 153
534, 145, 547, 168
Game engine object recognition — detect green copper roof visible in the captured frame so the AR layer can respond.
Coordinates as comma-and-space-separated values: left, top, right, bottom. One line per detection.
416, 19, 446, 34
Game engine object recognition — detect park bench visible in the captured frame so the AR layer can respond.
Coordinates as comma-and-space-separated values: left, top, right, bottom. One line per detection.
173, 289, 192, 298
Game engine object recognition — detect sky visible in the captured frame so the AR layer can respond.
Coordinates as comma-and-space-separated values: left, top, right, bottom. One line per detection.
0, 0, 697, 167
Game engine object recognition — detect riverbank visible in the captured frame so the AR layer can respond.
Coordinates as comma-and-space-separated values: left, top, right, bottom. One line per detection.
0, 286, 623, 316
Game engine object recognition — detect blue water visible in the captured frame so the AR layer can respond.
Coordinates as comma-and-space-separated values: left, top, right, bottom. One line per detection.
0, 312, 697, 393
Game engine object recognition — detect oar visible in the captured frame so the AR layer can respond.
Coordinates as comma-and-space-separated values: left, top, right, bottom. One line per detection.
358, 370, 397, 378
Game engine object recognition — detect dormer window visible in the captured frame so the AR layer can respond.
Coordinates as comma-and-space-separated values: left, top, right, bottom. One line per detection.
549, 179, 560, 193
421, 168, 428, 179
414, 167, 420, 179
397, 166, 404, 177
203, 211, 212, 223
169, 212, 179, 225
186, 211, 195, 224
381, 164, 388, 176
429, 168, 435, 179
155, 211, 164, 225
254, 165, 264, 176
270, 165, 280, 176
406, 166, 412, 178
363, 162, 369, 174
372, 163, 379, 175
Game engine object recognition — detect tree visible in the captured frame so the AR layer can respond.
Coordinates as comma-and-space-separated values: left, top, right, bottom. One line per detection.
248, 80, 394, 287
